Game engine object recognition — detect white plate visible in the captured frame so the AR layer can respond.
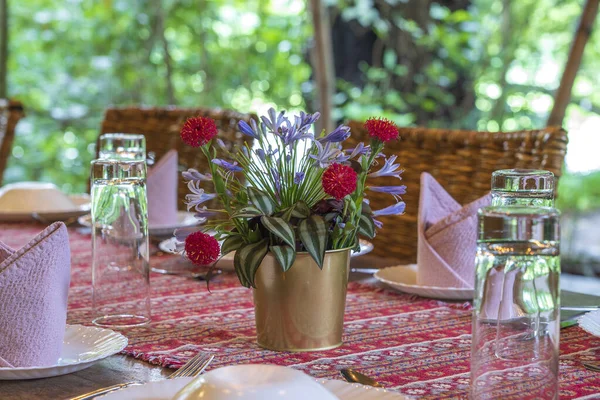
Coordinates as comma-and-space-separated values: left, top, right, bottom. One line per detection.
374, 264, 474, 300
157, 238, 375, 272
79, 211, 199, 237
578, 309, 600, 337
99, 377, 406, 400
0, 324, 128, 380
0, 194, 90, 222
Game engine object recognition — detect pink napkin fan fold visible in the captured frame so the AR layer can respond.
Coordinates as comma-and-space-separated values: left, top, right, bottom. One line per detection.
417, 173, 491, 289
147, 149, 179, 226
0, 222, 71, 368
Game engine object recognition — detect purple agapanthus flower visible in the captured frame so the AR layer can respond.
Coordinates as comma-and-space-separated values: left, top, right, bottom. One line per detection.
185, 180, 217, 211
280, 123, 313, 145
182, 168, 212, 182
256, 149, 267, 162
258, 108, 320, 145
318, 124, 351, 143
271, 168, 281, 193
194, 206, 219, 219
368, 155, 403, 180
212, 158, 243, 172
344, 143, 370, 159
295, 111, 320, 134
368, 185, 407, 200
374, 219, 383, 229
173, 226, 210, 253
216, 138, 228, 151
294, 172, 305, 184
260, 108, 286, 134
309, 141, 342, 167
256, 146, 278, 163
373, 202, 406, 217
238, 120, 259, 139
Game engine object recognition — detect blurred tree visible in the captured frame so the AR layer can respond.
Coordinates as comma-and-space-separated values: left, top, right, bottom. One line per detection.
4, 0, 312, 192
2, 0, 599, 211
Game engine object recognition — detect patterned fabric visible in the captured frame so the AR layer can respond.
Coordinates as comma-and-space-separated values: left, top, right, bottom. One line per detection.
1, 223, 600, 399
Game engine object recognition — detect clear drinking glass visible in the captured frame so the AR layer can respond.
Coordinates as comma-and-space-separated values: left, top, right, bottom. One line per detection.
91, 159, 151, 327
471, 207, 560, 400
491, 169, 554, 207
98, 133, 146, 161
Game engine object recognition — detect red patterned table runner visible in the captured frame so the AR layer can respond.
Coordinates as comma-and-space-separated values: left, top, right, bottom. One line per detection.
2, 223, 600, 399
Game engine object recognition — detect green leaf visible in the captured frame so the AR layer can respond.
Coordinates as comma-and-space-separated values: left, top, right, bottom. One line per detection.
233, 250, 251, 288
359, 214, 376, 239
290, 201, 310, 218
246, 226, 262, 243
232, 205, 263, 218
361, 201, 373, 215
235, 239, 269, 288
248, 187, 275, 215
261, 216, 296, 248
270, 245, 296, 272
324, 212, 338, 222
281, 206, 295, 221
298, 215, 328, 269
221, 235, 245, 255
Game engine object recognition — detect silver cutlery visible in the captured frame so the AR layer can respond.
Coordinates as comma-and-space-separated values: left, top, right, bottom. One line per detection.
350, 268, 379, 274
561, 306, 599, 312
582, 361, 600, 373
69, 353, 214, 400
340, 368, 384, 388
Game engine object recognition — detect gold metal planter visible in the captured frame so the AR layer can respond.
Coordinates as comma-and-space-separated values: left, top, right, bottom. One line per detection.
252, 248, 351, 352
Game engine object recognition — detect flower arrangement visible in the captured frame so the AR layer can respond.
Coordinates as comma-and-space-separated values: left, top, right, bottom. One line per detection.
176, 108, 406, 288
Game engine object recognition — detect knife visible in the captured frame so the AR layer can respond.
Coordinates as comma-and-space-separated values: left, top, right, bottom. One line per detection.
561, 306, 599, 312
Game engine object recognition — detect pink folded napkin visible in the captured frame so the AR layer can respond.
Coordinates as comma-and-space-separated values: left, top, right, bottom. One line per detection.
0, 222, 71, 368
147, 149, 179, 226
417, 173, 491, 288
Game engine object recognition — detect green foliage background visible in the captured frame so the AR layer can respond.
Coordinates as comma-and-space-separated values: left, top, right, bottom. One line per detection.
4, 0, 600, 210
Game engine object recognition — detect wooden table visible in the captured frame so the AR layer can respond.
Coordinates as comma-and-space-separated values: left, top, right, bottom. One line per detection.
1, 253, 599, 400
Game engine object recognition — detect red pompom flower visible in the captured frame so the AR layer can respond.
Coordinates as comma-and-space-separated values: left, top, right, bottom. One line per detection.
181, 116, 218, 147
184, 231, 220, 266
322, 163, 358, 200
364, 117, 399, 142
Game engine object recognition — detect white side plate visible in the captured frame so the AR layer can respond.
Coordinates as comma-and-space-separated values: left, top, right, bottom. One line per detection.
99, 377, 406, 400
0, 194, 90, 223
375, 264, 474, 300
578, 309, 600, 337
157, 238, 374, 273
79, 211, 199, 237
0, 324, 128, 380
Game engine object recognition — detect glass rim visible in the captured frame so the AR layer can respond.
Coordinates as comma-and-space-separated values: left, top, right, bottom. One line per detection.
99, 133, 146, 140
90, 158, 146, 166
491, 168, 554, 177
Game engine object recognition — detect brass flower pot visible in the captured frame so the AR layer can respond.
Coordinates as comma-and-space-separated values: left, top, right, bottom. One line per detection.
252, 248, 351, 352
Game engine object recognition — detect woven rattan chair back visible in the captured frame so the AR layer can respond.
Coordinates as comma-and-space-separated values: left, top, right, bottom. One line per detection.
99, 106, 254, 210
346, 122, 568, 262
0, 100, 25, 186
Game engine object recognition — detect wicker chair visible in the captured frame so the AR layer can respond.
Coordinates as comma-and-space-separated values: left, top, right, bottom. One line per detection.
0, 100, 25, 186
346, 122, 568, 263
99, 106, 254, 210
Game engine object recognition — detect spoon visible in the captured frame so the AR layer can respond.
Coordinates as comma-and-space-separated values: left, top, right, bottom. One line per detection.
340, 368, 384, 388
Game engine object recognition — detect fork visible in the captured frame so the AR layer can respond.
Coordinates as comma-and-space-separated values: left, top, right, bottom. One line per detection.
69, 353, 214, 400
